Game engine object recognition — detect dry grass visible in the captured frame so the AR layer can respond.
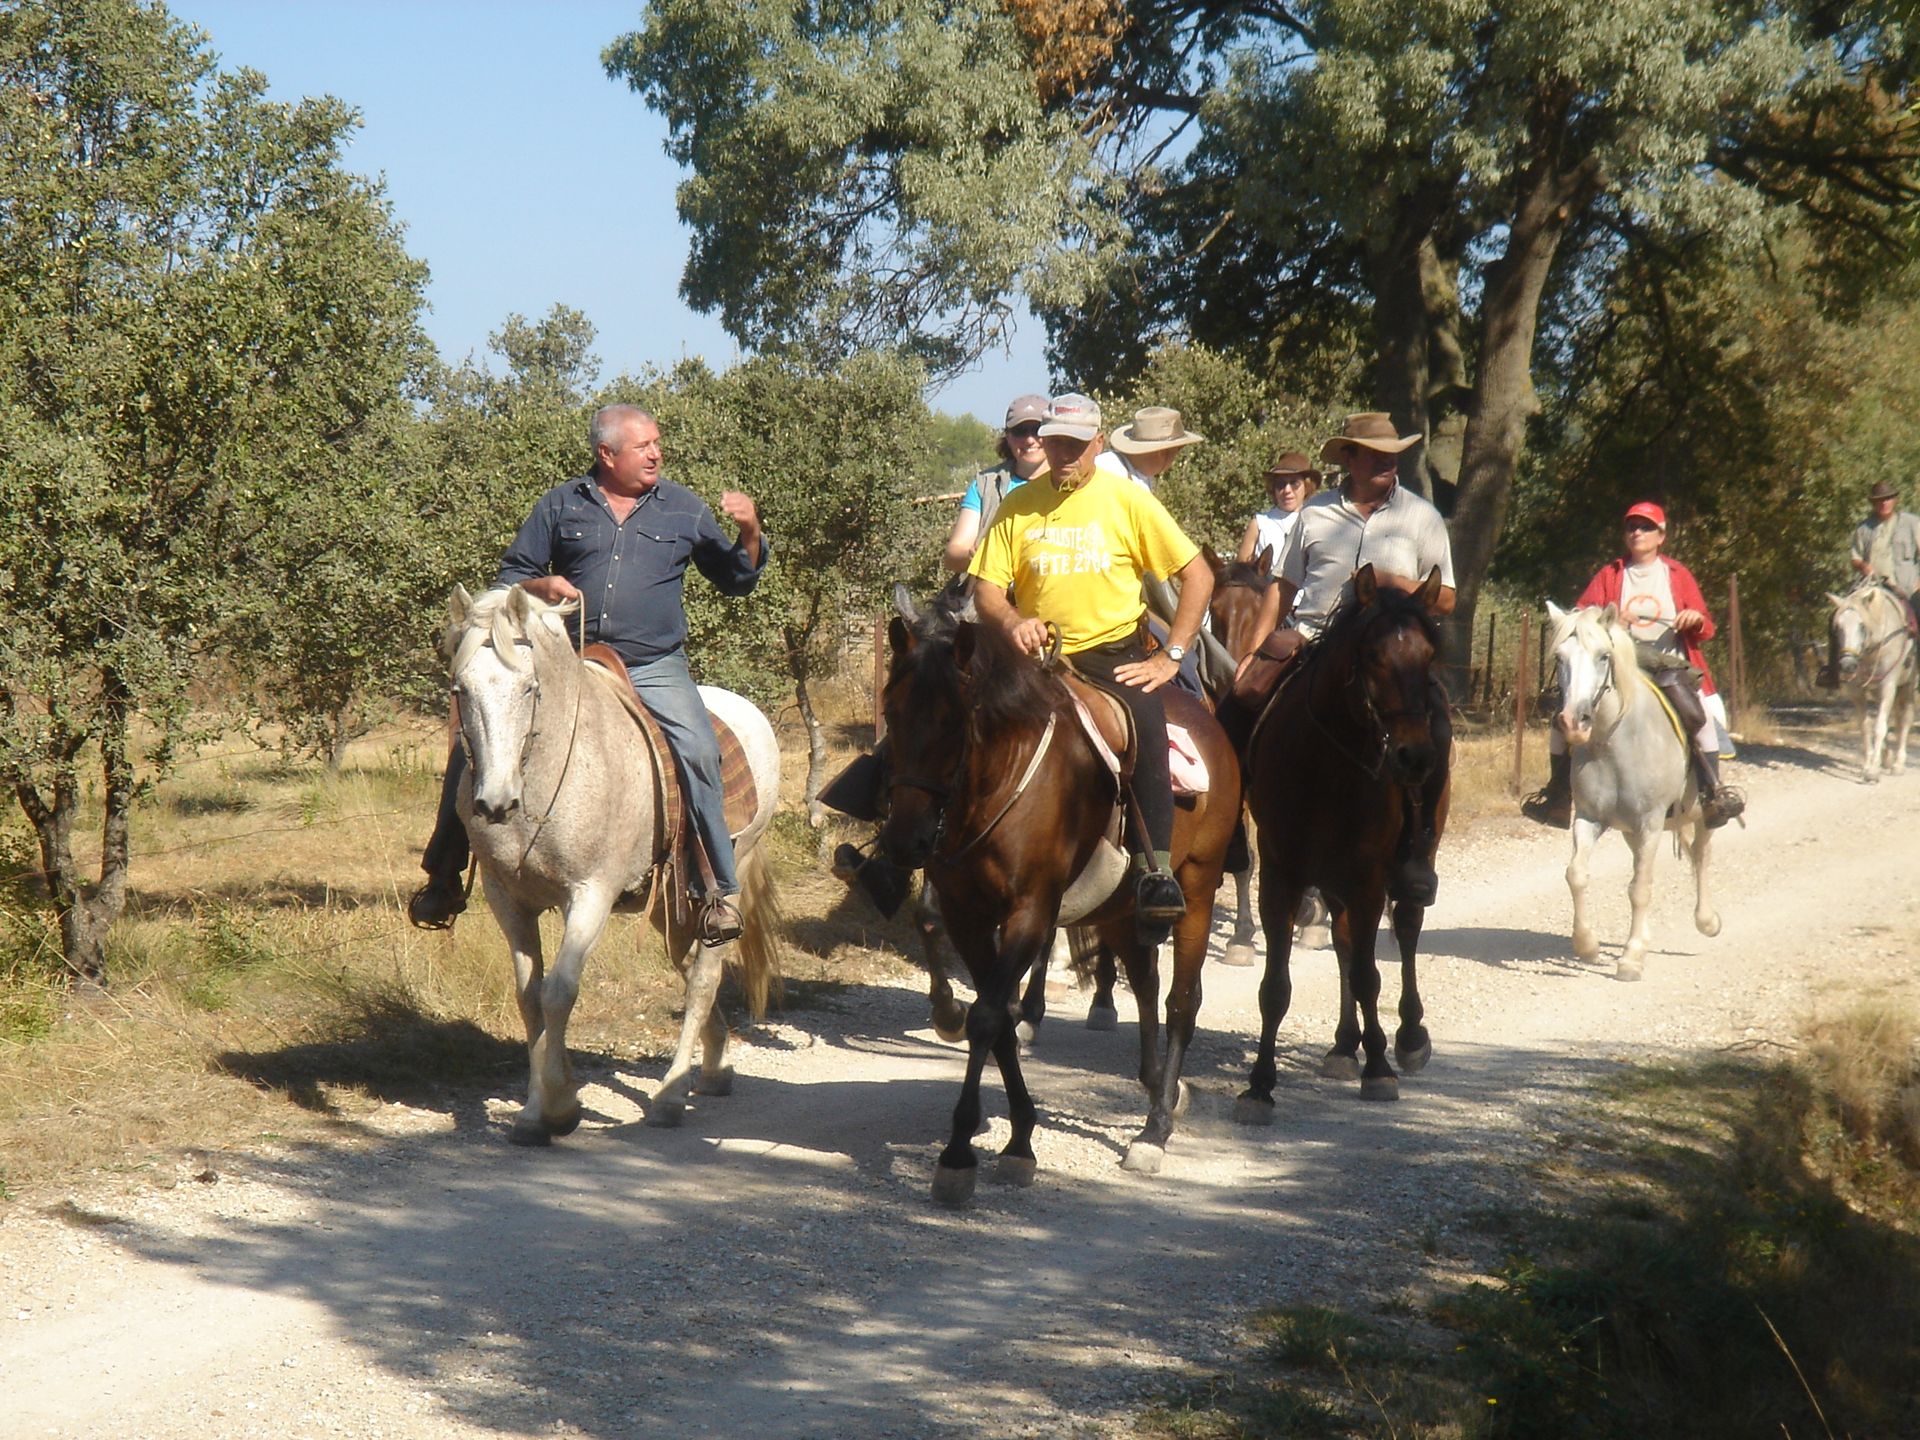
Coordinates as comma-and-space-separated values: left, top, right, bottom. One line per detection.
0, 683, 923, 1206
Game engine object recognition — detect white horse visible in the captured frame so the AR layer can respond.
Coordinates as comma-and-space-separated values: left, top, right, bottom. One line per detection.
1827, 581, 1917, 783
445, 584, 783, 1143
1547, 602, 1720, 982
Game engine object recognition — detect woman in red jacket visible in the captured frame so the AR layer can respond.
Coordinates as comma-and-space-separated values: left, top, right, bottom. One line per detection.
1523, 502, 1746, 829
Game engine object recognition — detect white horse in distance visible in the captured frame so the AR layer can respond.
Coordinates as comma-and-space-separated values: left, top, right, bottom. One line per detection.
445, 584, 783, 1143
1827, 580, 1916, 783
1547, 602, 1720, 983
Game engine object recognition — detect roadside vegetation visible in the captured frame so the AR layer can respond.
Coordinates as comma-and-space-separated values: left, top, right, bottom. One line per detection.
1135, 1013, 1920, 1439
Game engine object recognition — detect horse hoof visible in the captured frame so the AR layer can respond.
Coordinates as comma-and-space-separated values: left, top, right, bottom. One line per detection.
1172, 1079, 1192, 1119
544, 1105, 582, 1137
1220, 942, 1257, 968
508, 1119, 553, 1147
647, 1099, 687, 1128
1233, 1094, 1275, 1127
995, 1154, 1037, 1187
1318, 1051, 1362, 1081
1121, 1140, 1165, 1175
1614, 960, 1644, 983
1299, 925, 1332, 950
1573, 939, 1600, 964
1696, 913, 1722, 939
694, 1066, 734, 1097
1360, 1075, 1400, 1102
1015, 1018, 1038, 1048
931, 1164, 978, 1206
1086, 1004, 1119, 1032
1395, 1039, 1432, 1075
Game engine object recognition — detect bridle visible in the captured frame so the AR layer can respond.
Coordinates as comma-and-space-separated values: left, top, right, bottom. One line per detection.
1303, 602, 1434, 778
1834, 593, 1913, 689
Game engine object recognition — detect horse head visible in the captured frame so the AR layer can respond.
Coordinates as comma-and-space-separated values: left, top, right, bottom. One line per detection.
1549, 601, 1632, 746
1826, 587, 1873, 682
1205, 543, 1275, 662
446, 584, 579, 825
878, 586, 973, 869
1336, 564, 1444, 786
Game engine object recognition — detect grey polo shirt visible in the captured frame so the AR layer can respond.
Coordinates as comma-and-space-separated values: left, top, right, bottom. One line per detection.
1850, 509, 1920, 595
495, 474, 770, 665
1279, 481, 1455, 637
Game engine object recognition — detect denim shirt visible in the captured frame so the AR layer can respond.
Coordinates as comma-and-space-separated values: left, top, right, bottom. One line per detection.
494, 475, 771, 665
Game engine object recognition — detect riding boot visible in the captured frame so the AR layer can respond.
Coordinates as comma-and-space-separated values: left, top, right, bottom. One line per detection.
819, 740, 890, 822
1817, 632, 1840, 689
407, 745, 471, 930
1692, 745, 1746, 829
1135, 849, 1187, 925
831, 842, 913, 918
1520, 752, 1572, 828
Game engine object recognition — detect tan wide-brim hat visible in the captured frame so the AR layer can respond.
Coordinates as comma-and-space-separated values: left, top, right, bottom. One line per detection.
1110, 406, 1206, 455
1319, 412, 1420, 464
1263, 451, 1323, 483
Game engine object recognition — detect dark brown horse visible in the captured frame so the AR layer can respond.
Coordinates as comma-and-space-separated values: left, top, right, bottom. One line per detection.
878, 587, 1241, 1204
1231, 564, 1449, 1116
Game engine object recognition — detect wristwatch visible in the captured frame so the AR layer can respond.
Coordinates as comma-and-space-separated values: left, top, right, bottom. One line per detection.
1165, 645, 1186, 663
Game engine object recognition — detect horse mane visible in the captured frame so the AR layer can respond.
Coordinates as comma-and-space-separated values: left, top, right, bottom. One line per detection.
445, 587, 580, 672
1570, 605, 1640, 717
1319, 582, 1441, 655
1217, 557, 1275, 593
967, 619, 1067, 733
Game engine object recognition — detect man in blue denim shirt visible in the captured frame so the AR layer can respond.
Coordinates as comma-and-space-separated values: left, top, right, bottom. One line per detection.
410, 403, 769, 943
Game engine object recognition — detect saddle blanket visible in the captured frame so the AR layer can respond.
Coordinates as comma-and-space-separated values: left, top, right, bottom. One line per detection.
1068, 694, 1210, 795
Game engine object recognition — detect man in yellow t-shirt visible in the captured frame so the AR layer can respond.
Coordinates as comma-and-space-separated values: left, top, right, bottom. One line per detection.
969, 392, 1214, 925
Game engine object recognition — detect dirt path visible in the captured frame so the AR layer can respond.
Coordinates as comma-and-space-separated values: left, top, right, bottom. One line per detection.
5, 722, 1917, 1439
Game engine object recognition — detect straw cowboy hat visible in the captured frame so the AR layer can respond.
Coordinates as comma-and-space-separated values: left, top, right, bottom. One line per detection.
1110, 406, 1206, 455
1319, 412, 1420, 465
1263, 451, 1323, 483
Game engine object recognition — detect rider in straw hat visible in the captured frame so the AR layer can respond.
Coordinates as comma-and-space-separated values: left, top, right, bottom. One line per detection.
1104, 406, 1206, 492
1233, 413, 1456, 905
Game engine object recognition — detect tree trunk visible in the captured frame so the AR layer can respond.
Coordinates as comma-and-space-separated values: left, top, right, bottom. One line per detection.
1444, 135, 1599, 695
328, 708, 350, 773
783, 609, 831, 845
1370, 188, 1467, 504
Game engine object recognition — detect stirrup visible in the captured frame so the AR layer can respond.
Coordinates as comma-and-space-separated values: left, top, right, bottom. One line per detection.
698, 895, 745, 947
1519, 786, 1571, 829
1701, 786, 1746, 830
1135, 869, 1187, 925
406, 873, 468, 930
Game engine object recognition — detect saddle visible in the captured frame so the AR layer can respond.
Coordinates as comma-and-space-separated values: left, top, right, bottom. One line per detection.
580, 644, 759, 918
1058, 670, 1211, 796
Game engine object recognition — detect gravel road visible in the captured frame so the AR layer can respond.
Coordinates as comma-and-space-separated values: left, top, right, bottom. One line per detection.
5, 720, 1917, 1440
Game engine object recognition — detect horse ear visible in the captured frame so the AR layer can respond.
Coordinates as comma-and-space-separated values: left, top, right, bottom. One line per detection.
1598, 603, 1619, 628
888, 614, 915, 658
1546, 599, 1567, 624
1353, 563, 1377, 605
449, 584, 473, 628
1825, 592, 1846, 607
1255, 544, 1274, 576
892, 583, 921, 624
1414, 565, 1443, 609
1202, 543, 1225, 576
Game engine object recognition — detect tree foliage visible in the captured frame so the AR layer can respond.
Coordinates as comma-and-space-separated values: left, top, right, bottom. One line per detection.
0, 0, 428, 979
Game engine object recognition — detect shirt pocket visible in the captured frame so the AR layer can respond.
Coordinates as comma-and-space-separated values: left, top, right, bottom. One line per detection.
634, 511, 697, 565
553, 518, 596, 571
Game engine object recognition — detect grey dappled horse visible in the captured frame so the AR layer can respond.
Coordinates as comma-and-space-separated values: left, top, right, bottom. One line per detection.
445, 585, 783, 1142
1827, 580, 1917, 783
1547, 602, 1719, 983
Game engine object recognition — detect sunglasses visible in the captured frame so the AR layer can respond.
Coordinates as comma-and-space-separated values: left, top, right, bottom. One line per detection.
1267, 475, 1309, 488
1624, 520, 1660, 532
1007, 423, 1043, 439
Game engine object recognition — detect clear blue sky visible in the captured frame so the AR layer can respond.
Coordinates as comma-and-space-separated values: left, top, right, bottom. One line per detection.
173, 0, 1048, 427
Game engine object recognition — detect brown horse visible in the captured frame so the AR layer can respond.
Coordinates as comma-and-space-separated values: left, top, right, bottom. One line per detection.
1231, 565, 1449, 1117
877, 586, 1241, 1204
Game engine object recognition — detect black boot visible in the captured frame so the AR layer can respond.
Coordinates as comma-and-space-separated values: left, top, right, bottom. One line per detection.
1135, 851, 1186, 945
1694, 748, 1745, 829
408, 749, 471, 929
832, 843, 914, 918
1521, 751, 1572, 828
819, 747, 889, 822
407, 870, 468, 930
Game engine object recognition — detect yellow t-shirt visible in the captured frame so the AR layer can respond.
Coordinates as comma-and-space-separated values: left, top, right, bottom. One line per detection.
969, 468, 1200, 653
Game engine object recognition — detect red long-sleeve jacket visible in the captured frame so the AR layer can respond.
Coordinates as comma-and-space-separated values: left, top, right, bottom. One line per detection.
1575, 556, 1717, 695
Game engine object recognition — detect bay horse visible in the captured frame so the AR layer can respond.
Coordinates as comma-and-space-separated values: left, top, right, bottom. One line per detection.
1204, 544, 1332, 953
1547, 601, 1719, 982
1826, 580, 1917, 783
1233, 565, 1448, 1117
444, 584, 783, 1142
877, 586, 1241, 1203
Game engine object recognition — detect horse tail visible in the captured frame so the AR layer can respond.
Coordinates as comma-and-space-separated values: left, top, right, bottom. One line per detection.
729, 842, 786, 1019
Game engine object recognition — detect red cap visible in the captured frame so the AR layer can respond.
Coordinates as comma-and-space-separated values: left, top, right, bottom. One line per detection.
1624, 501, 1666, 529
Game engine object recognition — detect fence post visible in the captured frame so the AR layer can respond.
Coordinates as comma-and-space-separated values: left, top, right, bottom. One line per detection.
1725, 576, 1746, 734
1512, 609, 1531, 794
1483, 610, 1498, 709
873, 614, 888, 744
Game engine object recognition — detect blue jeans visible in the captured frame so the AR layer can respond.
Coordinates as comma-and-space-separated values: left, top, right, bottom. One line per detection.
626, 648, 739, 897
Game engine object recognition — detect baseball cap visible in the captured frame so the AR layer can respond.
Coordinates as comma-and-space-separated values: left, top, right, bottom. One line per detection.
1037, 392, 1102, 442
1624, 501, 1666, 529
1003, 393, 1049, 429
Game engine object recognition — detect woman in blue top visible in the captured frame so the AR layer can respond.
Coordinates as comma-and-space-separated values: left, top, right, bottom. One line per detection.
942, 393, 1050, 572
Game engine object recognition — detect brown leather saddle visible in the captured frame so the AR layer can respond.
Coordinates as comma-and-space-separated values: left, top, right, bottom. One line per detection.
1059, 669, 1137, 783
580, 644, 760, 914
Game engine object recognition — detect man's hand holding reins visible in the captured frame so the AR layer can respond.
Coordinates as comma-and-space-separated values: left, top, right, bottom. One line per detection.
521, 576, 581, 606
